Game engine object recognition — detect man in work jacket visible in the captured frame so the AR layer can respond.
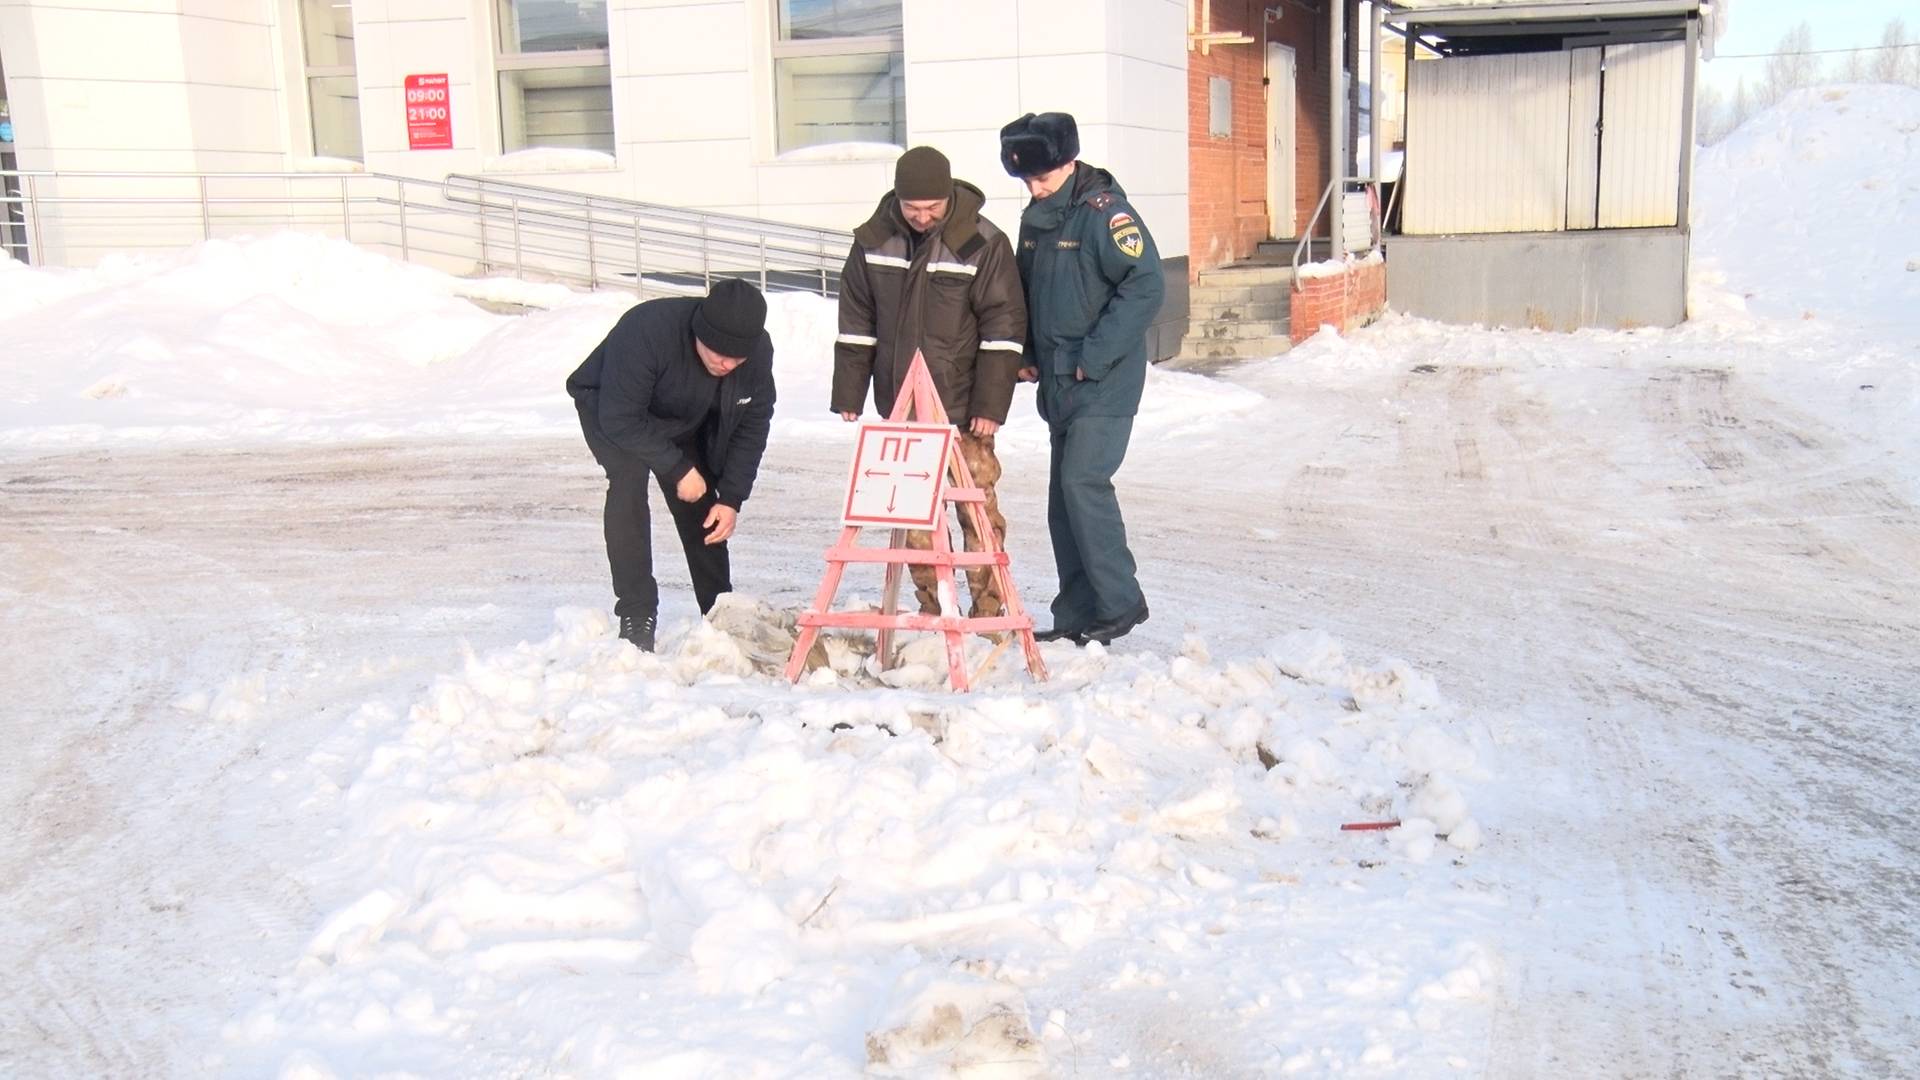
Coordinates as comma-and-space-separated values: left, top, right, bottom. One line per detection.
566, 279, 777, 651
1000, 111, 1165, 646
832, 145, 1029, 618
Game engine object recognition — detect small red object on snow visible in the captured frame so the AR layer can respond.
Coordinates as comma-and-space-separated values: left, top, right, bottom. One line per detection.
1340, 820, 1402, 831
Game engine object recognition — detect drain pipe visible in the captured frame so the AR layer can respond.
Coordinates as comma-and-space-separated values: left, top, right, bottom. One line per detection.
1329, 0, 1345, 257
1370, 1, 1382, 186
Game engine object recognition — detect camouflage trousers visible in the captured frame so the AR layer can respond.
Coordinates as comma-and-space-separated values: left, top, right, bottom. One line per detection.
905, 431, 1007, 618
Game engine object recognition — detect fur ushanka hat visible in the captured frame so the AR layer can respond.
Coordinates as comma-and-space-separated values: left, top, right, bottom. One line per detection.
999, 112, 1080, 178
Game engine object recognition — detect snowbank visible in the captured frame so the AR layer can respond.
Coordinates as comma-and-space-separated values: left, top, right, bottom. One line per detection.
1694, 84, 1920, 332
220, 599, 1492, 1076
0, 233, 1258, 450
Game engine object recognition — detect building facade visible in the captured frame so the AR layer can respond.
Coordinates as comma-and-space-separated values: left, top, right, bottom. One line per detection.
5, 3, 1706, 340
0, 0, 1190, 259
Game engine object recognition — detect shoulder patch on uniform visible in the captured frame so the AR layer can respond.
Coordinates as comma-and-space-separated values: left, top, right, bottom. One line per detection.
1087, 191, 1116, 211
1107, 211, 1134, 230
1111, 224, 1144, 259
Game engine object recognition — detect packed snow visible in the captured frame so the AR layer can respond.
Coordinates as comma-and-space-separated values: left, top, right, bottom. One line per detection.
4, 86, 1917, 1077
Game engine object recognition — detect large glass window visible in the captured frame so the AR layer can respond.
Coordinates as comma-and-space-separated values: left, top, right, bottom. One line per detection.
495, 0, 614, 153
772, 0, 904, 154
299, 0, 362, 159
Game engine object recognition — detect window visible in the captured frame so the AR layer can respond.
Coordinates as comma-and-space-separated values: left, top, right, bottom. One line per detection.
495, 0, 614, 154
772, 0, 904, 154
299, 0, 362, 159
1208, 76, 1231, 138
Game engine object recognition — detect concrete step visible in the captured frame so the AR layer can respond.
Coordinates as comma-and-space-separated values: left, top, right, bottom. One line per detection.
1191, 318, 1290, 342
1259, 238, 1328, 261
1172, 335, 1293, 363
1189, 299, 1290, 323
1196, 262, 1297, 287
1190, 282, 1290, 306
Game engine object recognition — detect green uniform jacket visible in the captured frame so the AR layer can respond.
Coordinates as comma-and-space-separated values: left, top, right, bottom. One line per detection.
1015, 164, 1165, 424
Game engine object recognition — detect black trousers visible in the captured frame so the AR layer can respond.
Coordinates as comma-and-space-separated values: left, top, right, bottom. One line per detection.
579, 409, 731, 619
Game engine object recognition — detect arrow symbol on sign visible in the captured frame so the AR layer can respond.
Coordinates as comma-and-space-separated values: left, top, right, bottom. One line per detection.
905, 471, 931, 480
863, 468, 892, 479
887, 486, 898, 511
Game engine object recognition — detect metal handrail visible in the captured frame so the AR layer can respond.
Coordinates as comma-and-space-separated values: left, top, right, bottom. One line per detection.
0, 167, 852, 298
445, 174, 848, 248
1290, 175, 1385, 290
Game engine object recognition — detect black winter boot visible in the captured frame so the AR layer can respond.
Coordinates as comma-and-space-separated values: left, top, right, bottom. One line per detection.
619, 613, 657, 652
1082, 600, 1149, 646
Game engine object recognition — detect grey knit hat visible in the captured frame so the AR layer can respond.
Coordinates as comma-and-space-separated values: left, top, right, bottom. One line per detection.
894, 146, 953, 200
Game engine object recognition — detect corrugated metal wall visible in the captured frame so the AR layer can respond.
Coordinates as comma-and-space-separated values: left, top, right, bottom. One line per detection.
1597, 41, 1686, 228
1404, 52, 1572, 234
1565, 49, 1603, 231
1404, 40, 1686, 235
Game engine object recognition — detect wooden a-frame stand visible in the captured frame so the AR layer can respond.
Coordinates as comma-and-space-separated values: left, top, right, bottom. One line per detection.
784, 352, 1048, 691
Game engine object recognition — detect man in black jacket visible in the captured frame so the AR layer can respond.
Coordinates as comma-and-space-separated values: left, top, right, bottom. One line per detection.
566, 280, 777, 651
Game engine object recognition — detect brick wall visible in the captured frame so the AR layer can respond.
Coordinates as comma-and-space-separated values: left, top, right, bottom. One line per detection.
1186, 0, 1332, 280
1289, 258, 1385, 343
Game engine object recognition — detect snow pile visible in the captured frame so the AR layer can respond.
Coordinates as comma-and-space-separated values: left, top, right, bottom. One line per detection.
0, 232, 1257, 449
1297, 250, 1384, 279
0, 233, 826, 447
224, 601, 1492, 1076
1694, 84, 1920, 331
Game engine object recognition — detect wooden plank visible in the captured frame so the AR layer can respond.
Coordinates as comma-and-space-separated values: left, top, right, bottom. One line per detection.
799, 613, 1032, 633
826, 547, 1007, 567
785, 350, 1047, 688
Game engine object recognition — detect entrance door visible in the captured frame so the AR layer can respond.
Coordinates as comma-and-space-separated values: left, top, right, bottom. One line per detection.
1266, 42, 1297, 239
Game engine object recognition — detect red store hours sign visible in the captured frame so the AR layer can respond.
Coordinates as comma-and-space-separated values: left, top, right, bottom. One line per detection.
404, 74, 452, 150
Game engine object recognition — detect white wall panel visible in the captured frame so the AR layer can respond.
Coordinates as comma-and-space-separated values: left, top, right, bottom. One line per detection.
1597, 40, 1684, 228
620, 3, 750, 76
1404, 51, 1571, 235
620, 72, 753, 142
1565, 47, 1601, 230
2, 0, 1188, 257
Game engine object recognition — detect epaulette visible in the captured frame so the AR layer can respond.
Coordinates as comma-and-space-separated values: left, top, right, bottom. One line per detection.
955, 234, 986, 260
1087, 191, 1117, 211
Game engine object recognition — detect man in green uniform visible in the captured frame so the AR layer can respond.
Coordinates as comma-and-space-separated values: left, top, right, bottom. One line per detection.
1000, 111, 1165, 646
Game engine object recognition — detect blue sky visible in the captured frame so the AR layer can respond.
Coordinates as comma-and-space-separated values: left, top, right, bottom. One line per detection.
1702, 0, 1915, 90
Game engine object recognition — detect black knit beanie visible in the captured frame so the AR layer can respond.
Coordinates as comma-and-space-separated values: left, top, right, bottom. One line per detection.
691, 279, 767, 359
894, 146, 953, 200
999, 112, 1080, 178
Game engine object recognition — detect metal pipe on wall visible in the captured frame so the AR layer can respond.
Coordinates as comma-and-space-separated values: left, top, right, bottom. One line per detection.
1329, 0, 1345, 254
1370, 1, 1382, 185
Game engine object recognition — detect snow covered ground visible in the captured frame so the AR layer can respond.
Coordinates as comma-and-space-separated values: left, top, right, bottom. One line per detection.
2, 87, 1916, 1077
